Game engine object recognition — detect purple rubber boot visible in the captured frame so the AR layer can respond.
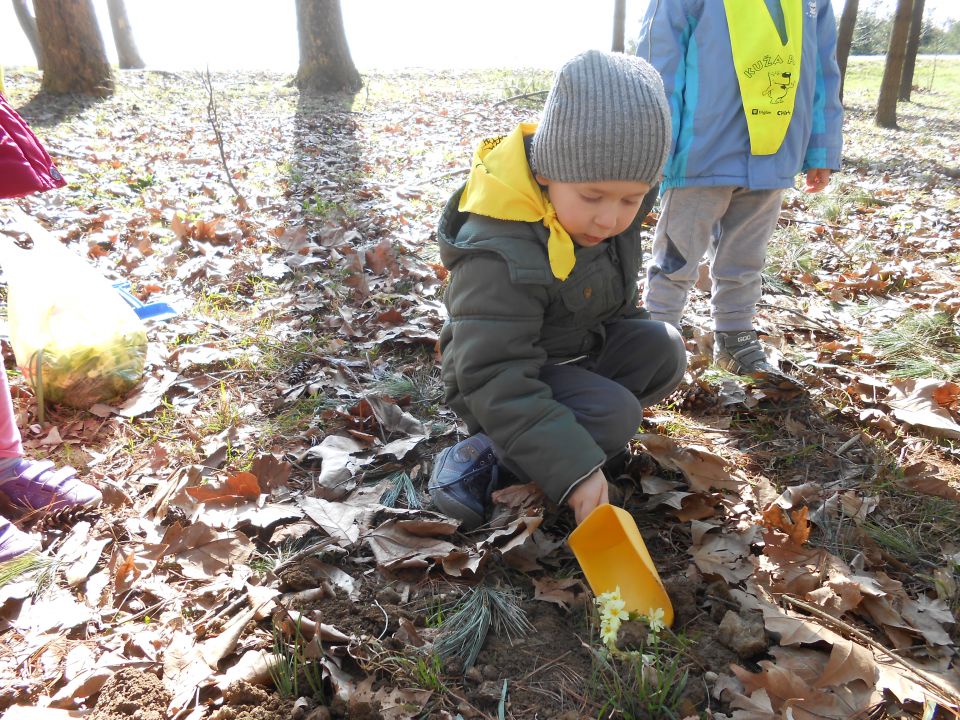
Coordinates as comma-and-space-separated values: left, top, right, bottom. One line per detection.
0, 458, 102, 511
0, 516, 39, 562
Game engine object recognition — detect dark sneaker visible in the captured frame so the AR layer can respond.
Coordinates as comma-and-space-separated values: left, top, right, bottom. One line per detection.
429, 434, 505, 531
0, 459, 102, 512
0, 516, 39, 563
714, 330, 781, 376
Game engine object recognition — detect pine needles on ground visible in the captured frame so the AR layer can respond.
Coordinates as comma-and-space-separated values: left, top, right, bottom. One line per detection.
433, 585, 534, 673
867, 310, 960, 379
0, 552, 49, 588
371, 368, 443, 413
380, 471, 422, 509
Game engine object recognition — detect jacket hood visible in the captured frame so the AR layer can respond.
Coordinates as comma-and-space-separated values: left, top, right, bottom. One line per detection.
457, 123, 576, 280
437, 186, 556, 287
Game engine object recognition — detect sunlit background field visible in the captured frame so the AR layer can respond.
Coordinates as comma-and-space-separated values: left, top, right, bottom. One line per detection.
0, 0, 957, 73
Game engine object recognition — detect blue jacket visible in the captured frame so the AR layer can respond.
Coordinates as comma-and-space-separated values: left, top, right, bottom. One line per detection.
637, 0, 843, 190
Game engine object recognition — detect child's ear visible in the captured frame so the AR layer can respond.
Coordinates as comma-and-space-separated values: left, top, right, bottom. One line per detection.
534, 174, 550, 187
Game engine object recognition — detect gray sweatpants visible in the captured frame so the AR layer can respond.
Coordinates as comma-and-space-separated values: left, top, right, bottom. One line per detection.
491, 319, 687, 482
643, 186, 784, 332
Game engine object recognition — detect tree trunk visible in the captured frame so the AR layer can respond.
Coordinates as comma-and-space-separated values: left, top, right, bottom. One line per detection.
612, 0, 626, 53
836, 0, 859, 103
106, 0, 145, 69
876, 0, 913, 128
295, 0, 361, 94
11, 0, 44, 69
34, 0, 114, 96
898, 0, 925, 101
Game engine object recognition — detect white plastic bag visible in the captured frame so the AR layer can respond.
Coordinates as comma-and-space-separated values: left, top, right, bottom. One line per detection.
0, 222, 147, 409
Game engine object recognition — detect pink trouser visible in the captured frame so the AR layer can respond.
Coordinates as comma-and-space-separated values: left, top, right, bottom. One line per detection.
0, 371, 23, 458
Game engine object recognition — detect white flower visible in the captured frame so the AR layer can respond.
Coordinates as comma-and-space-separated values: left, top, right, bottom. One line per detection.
645, 607, 666, 635
595, 587, 623, 606
600, 612, 622, 645
600, 621, 620, 647
603, 599, 627, 621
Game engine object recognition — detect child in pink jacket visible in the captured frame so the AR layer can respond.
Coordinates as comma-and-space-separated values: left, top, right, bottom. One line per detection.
0, 92, 102, 563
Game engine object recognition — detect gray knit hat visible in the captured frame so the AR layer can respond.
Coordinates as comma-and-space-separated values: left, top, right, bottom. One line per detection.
530, 50, 671, 185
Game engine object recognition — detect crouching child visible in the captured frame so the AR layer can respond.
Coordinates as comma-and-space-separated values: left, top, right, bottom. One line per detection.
429, 50, 687, 530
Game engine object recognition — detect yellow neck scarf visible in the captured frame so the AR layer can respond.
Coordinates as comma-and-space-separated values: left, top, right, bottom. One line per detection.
723, 0, 803, 155
458, 122, 576, 281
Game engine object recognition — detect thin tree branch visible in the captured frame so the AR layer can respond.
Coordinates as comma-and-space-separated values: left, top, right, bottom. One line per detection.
201, 68, 246, 206
782, 594, 960, 708
491, 90, 549, 108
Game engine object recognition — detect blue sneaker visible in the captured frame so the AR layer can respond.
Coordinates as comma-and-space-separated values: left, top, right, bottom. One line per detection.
429, 434, 505, 531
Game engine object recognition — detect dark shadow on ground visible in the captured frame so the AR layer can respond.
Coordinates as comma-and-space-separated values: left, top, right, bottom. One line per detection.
288, 86, 375, 246
13, 91, 102, 129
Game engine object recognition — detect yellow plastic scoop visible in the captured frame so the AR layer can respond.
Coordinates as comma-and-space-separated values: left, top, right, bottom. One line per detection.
568, 503, 674, 626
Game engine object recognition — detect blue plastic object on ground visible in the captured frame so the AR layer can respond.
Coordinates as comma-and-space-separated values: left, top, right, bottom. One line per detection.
112, 281, 177, 321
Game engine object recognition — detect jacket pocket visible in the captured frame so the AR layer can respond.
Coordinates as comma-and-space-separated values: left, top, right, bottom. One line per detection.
558, 271, 603, 318
558, 267, 618, 324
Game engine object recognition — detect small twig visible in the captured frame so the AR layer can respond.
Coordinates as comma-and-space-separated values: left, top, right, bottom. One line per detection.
414, 166, 470, 187
200, 67, 246, 206
443, 687, 494, 720
757, 302, 840, 334
781, 215, 861, 235
491, 90, 549, 108
782, 594, 960, 708
705, 594, 741, 610
105, 598, 176, 628
835, 435, 860, 455
272, 538, 335, 575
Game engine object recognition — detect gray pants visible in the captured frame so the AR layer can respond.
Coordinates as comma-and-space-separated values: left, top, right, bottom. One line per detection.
492, 319, 687, 479
643, 186, 784, 332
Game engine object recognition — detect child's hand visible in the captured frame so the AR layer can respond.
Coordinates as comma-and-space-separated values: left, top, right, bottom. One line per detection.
567, 468, 609, 524
804, 168, 832, 193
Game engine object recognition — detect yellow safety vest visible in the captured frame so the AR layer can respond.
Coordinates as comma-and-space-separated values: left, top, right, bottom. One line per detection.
723, 0, 802, 155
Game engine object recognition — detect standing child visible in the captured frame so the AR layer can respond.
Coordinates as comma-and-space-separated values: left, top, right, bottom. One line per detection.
639, 0, 843, 375
428, 50, 687, 530
0, 92, 102, 563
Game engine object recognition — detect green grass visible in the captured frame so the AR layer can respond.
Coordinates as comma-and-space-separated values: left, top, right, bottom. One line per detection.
644, 407, 710, 440
412, 654, 445, 693
588, 616, 692, 720
267, 395, 335, 437
302, 196, 340, 218
198, 381, 242, 435
840, 57, 960, 181
268, 613, 326, 701
842, 57, 960, 105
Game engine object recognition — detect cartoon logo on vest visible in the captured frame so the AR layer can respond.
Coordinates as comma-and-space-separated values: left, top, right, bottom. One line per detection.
762, 71, 794, 103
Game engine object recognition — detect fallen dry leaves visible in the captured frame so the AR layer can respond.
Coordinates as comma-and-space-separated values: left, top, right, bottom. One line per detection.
0, 61, 958, 720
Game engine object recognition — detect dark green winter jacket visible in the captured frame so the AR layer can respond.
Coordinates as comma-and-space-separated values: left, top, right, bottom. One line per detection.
437, 185, 648, 503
